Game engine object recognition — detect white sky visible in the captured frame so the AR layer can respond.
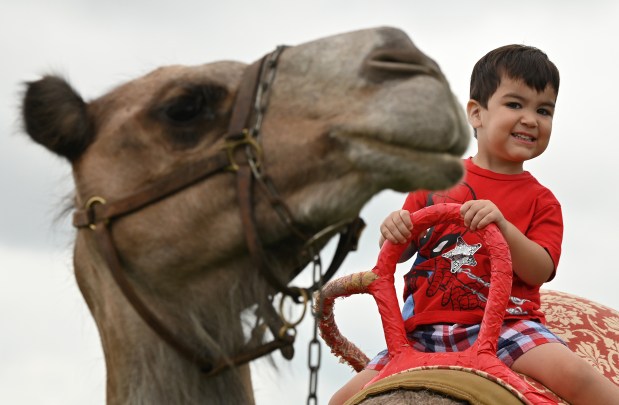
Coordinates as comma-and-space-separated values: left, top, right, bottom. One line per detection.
2, 1, 618, 404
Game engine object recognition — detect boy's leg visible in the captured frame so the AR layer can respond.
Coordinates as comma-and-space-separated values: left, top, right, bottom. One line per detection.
329, 369, 378, 405
512, 342, 619, 405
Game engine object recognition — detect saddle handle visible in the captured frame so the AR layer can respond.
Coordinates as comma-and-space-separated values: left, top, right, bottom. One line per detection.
316, 203, 560, 403
314, 203, 512, 370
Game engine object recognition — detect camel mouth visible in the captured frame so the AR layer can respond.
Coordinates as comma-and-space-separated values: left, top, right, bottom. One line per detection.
333, 130, 467, 192
333, 74, 471, 160
328, 89, 471, 162
332, 125, 469, 160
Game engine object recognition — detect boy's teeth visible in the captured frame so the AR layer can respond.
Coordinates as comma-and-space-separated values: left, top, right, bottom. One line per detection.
513, 133, 533, 141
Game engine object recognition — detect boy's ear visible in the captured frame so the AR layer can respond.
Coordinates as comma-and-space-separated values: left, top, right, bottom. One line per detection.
466, 99, 482, 129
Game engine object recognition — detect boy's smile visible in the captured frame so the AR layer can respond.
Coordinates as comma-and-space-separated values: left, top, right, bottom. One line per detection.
467, 75, 557, 174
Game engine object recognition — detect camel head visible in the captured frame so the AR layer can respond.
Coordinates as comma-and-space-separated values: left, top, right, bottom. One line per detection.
22, 27, 469, 404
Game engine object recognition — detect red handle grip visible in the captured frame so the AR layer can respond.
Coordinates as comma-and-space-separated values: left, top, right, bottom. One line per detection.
369, 203, 512, 358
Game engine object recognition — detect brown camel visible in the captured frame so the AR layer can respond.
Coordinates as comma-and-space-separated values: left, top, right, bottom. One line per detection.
21, 27, 470, 404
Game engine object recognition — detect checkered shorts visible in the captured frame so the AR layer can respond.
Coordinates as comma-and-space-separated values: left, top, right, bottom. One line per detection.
366, 319, 565, 370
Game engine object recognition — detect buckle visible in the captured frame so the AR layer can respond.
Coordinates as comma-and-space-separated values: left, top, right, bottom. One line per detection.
84, 196, 107, 230
223, 129, 262, 171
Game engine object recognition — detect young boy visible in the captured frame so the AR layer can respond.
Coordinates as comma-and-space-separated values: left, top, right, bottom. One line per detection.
329, 45, 619, 405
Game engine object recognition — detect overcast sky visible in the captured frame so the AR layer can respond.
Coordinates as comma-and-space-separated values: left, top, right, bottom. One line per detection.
2, 1, 619, 404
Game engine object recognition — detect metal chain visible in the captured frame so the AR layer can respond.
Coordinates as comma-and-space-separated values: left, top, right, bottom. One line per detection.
251, 45, 287, 138
246, 45, 326, 403
307, 253, 323, 405
246, 45, 309, 244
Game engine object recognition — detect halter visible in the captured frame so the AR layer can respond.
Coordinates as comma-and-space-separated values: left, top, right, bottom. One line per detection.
72, 46, 365, 376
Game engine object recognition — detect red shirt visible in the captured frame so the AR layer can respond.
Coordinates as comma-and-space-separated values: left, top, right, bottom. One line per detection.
402, 158, 563, 331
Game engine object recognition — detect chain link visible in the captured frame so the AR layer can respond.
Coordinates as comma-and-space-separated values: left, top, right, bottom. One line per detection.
307, 254, 323, 405
244, 44, 327, 403
245, 45, 309, 245
251, 45, 287, 138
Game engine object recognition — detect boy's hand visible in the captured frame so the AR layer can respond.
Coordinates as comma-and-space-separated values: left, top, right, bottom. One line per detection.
379, 209, 413, 246
460, 200, 507, 233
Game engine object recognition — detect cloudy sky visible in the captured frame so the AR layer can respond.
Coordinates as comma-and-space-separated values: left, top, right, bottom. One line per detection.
2, 1, 618, 404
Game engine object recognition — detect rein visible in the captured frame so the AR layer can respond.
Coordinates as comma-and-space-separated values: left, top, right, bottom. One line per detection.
72, 46, 365, 376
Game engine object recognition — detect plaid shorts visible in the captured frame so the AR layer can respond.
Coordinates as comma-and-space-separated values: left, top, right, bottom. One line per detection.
366, 319, 565, 370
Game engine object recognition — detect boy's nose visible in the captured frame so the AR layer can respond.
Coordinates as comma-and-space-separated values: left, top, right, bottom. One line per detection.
520, 111, 538, 127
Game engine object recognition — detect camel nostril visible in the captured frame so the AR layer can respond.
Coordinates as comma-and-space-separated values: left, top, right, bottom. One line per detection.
363, 48, 444, 82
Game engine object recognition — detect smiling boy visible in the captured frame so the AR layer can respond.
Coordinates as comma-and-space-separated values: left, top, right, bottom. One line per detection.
329, 45, 619, 405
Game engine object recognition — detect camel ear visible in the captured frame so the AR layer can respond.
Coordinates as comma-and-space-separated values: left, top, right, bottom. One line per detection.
22, 75, 94, 161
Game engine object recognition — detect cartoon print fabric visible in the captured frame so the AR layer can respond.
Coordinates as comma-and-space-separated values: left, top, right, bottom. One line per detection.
401, 158, 563, 331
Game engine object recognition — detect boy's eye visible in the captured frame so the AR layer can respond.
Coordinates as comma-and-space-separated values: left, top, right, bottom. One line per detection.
506, 102, 521, 109
537, 108, 553, 117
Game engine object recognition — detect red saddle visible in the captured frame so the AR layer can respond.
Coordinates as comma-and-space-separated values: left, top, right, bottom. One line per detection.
317, 203, 560, 404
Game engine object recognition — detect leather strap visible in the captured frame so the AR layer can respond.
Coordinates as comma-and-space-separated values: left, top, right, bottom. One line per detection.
92, 217, 295, 376
228, 56, 264, 136
237, 164, 305, 298
73, 151, 230, 227
72, 47, 364, 377
93, 223, 217, 371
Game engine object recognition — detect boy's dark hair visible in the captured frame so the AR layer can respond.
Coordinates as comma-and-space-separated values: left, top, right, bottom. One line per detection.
470, 44, 560, 108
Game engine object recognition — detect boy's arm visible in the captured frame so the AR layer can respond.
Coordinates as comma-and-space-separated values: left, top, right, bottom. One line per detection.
461, 200, 554, 286
497, 221, 555, 285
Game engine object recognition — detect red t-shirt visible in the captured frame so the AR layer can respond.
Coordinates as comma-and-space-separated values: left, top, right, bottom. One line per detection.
402, 158, 563, 331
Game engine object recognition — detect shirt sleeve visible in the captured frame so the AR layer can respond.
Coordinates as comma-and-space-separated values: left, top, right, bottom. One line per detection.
402, 190, 431, 212
526, 198, 563, 281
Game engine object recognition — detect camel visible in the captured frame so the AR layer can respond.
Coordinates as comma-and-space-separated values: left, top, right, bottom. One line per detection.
21, 27, 470, 404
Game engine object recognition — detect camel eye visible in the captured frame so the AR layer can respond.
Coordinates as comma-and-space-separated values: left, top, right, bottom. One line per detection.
165, 94, 206, 123
155, 84, 228, 148
161, 85, 225, 125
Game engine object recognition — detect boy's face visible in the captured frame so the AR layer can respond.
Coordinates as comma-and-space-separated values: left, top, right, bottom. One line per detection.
467, 75, 557, 173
